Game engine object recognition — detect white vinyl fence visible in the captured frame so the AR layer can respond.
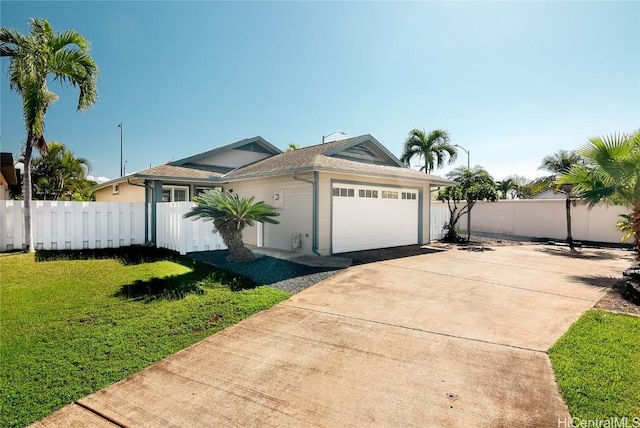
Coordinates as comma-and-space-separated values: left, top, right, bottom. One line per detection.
430, 204, 451, 241
0, 200, 146, 252
434, 199, 631, 244
156, 202, 226, 255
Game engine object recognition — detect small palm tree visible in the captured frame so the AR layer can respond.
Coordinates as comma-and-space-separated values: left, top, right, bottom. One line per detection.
184, 191, 280, 263
539, 150, 584, 251
558, 132, 640, 254
400, 129, 457, 174
30, 142, 92, 200
496, 178, 519, 199
1, 19, 98, 251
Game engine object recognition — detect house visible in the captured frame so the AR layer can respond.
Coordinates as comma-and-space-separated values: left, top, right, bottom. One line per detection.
94, 135, 453, 255
530, 189, 568, 200
0, 153, 19, 200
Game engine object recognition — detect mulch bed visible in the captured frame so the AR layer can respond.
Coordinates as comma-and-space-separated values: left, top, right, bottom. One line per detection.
189, 250, 340, 285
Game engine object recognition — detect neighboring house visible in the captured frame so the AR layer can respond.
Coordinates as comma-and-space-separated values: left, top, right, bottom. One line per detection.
0, 153, 19, 200
94, 135, 452, 255
530, 189, 568, 200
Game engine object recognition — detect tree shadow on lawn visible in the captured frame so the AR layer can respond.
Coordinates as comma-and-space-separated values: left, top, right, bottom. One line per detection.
114, 260, 259, 303
35, 246, 259, 302
35, 246, 180, 265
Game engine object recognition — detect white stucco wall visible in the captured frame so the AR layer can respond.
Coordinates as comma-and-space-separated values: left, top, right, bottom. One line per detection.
440, 199, 631, 244
95, 182, 145, 202
229, 174, 314, 254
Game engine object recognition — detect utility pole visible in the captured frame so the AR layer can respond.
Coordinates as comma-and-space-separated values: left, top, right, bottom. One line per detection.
117, 123, 123, 177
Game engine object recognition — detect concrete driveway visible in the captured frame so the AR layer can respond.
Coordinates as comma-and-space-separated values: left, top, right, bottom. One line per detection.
32, 245, 632, 427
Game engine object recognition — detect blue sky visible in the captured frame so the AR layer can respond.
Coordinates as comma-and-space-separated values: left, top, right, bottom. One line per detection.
1, 1, 638, 183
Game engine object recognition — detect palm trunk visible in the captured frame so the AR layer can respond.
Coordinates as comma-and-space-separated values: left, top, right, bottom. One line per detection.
23, 141, 35, 252
566, 195, 575, 251
215, 220, 255, 263
632, 202, 640, 258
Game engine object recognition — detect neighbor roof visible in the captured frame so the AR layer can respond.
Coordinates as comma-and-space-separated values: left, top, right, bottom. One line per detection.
94, 164, 221, 190
0, 153, 18, 186
223, 135, 453, 185
169, 136, 282, 167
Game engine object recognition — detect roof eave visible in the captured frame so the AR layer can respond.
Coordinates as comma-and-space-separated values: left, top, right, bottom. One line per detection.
224, 166, 455, 185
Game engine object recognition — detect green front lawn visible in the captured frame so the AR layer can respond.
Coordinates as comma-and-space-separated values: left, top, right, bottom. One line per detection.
549, 310, 640, 420
0, 249, 290, 428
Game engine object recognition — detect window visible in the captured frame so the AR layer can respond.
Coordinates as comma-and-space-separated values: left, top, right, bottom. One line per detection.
112, 184, 120, 195
333, 187, 355, 197
195, 186, 223, 197
402, 192, 417, 200
382, 191, 398, 199
162, 185, 189, 202
359, 189, 378, 198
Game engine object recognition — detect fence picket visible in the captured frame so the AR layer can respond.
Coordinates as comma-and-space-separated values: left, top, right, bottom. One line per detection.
0, 201, 146, 252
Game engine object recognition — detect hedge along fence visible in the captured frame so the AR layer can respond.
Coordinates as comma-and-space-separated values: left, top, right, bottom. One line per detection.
0, 200, 146, 252
434, 199, 631, 244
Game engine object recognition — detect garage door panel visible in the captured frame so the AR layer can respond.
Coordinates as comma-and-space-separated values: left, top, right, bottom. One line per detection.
332, 184, 418, 253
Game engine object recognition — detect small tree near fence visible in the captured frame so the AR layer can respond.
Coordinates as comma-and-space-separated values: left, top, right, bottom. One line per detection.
437, 166, 497, 242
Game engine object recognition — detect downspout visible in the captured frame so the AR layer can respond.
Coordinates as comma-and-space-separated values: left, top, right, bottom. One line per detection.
292, 171, 321, 256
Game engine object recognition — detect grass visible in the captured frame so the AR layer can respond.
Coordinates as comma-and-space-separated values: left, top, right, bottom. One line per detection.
549, 310, 640, 420
0, 248, 290, 428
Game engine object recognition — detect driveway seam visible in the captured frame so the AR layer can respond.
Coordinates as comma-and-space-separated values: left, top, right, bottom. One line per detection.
74, 401, 128, 428
281, 303, 547, 354
378, 261, 601, 302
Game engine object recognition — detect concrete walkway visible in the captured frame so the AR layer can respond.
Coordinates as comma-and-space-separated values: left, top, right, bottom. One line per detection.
32, 245, 633, 427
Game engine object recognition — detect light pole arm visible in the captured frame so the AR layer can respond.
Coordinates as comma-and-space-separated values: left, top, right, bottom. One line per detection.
322, 130, 346, 144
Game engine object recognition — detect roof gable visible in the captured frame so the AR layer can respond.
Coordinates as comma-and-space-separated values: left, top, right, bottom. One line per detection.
323, 135, 404, 167
222, 134, 453, 186
169, 136, 282, 169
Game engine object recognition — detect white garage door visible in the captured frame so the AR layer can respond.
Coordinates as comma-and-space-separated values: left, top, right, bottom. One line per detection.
332, 184, 419, 253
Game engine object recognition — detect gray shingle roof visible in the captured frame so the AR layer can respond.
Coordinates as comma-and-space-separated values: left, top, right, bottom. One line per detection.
93, 164, 221, 190
223, 136, 452, 185
135, 164, 222, 179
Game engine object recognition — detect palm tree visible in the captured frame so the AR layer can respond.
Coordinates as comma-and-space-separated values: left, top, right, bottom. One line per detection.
400, 129, 457, 173
539, 150, 584, 251
558, 132, 640, 254
30, 142, 92, 200
184, 190, 280, 263
495, 177, 519, 199
1, 19, 98, 251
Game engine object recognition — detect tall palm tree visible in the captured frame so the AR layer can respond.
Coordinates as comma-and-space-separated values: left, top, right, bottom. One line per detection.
400, 129, 457, 174
184, 190, 280, 263
539, 149, 584, 251
558, 132, 640, 254
1, 19, 98, 251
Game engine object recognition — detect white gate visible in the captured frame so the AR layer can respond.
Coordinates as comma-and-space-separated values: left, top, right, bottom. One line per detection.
156, 202, 226, 255
430, 204, 450, 241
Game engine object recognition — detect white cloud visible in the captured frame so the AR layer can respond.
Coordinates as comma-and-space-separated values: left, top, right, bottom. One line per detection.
87, 175, 111, 184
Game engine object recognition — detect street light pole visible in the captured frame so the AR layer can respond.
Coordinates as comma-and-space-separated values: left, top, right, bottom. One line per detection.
117, 123, 123, 177
322, 130, 346, 144
454, 144, 471, 242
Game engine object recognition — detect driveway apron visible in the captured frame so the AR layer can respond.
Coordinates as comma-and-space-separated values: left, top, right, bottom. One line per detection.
31, 245, 632, 427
